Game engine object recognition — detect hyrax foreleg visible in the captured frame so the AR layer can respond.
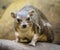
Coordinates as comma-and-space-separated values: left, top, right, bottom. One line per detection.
15, 32, 28, 43
29, 34, 39, 46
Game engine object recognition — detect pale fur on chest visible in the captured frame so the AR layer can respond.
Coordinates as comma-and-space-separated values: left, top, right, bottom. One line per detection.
15, 27, 35, 40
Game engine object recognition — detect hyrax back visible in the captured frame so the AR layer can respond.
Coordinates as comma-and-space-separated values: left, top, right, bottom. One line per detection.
11, 5, 54, 46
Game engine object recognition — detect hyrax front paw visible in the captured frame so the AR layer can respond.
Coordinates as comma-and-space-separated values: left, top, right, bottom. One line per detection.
29, 42, 36, 47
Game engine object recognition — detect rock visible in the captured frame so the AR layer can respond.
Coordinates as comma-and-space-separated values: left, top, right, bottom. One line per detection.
0, 0, 60, 44
0, 39, 60, 50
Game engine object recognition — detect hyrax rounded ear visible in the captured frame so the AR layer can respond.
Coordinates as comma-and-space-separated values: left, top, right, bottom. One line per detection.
29, 9, 34, 16
11, 11, 16, 18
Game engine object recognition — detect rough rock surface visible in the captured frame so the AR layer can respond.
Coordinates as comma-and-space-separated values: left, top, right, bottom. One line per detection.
0, 39, 60, 50
0, 0, 60, 44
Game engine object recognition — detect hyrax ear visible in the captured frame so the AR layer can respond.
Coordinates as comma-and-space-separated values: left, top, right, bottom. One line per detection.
11, 11, 16, 18
29, 9, 34, 16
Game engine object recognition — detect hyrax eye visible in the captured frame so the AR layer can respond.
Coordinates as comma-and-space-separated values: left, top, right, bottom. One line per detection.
17, 19, 22, 22
26, 17, 30, 21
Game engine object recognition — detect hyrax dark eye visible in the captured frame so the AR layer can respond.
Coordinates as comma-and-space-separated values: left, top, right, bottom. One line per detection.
26, 17, 30, 21
17, 19, 22, 22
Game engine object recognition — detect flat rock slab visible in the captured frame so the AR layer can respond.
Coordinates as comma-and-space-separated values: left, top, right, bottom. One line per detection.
0, 39, 60, 50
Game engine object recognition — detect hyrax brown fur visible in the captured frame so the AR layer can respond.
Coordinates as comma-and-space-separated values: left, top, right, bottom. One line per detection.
11, 5, 54, 46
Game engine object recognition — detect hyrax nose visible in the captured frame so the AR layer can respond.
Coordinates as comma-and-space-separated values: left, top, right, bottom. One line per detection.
22, 24, 27, 28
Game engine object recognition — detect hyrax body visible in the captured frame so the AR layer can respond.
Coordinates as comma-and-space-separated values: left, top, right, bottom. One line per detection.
11, 5, 54, 46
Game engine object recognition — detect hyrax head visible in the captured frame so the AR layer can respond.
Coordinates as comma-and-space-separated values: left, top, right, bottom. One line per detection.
11, 9, 34, 31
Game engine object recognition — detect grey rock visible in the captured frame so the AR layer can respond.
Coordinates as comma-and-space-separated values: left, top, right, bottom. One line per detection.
0, 39, 60, 50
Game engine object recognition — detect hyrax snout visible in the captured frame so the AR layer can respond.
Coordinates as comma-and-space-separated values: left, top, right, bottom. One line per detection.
11, 5, 54, 46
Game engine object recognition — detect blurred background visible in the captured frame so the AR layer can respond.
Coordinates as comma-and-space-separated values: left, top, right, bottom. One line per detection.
0, 0, 60, 44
